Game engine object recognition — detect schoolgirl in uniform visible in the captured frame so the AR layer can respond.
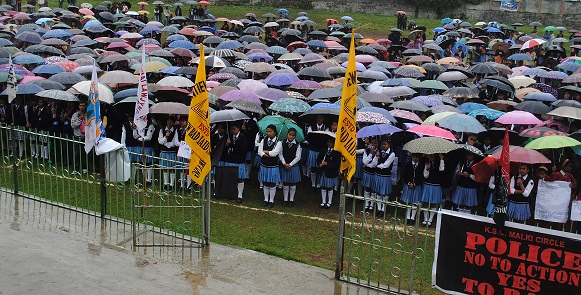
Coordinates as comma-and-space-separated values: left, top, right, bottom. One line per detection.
317, 137, 340, 209
373, 138, 396, 217
362, 137, 378, 212
254, 130, 265, 189
348, 137, 366, 197
421, 154, 445, 226
134, 116, 156, 184
401, 153, 423, 225
176, 116, 192, 191
452, 152, 478, 214
307, 115, 327, 190
158, 116, 179, 190
221, 123, 249, 203
257, 124, 282, 208
279, 128, 301, 207
507, 163, 534, 222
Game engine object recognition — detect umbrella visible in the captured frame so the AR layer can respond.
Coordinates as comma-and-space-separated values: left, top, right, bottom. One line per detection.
219, 90, 261, 104
305, 131, 336, 150
410, 96, 444, 107
356, 112, 391, 124
457, 102, 489, 113
469, 63, 498, 75
264, 72, 300, 87
390, 100, 430, 112
255, 88, 288, 102
520, 127, 569, 139
389, 109, 422, 123
48, 72, 87, 85
508, 76, 536, 89
489, 145, 551, 164
507, 53, 532, 61
428, 94, 458, 106
408, 125, 456, 141
437, 114, 486, 133
422, 112, 457, 125
547, 106, 581, 120
403, 137, 457, 154
257, 116, 305, 142
523, 92, 557, 102
157, 76, 194, 88
32, 64, 65, 75
30, 79, 65, 90
99, 70, 139, 85
437, 71, 468, 82
552, 99, 581, 109
514, 101, 550, 115
225, 99, 265, 115
35, 89, 79, 102
524, 135, 581, 150
244, 62, 277, 73
443, 87, 478, 99
468, 109, 505, 120
210, 109, 250, 123
521, 38, 546, 50
455, 144, 484, 157
358, 107, 397, 123
268, 98, 310, 113
307, 88, 342, 101
495, 110, 543, 125
356, 124, 402, 138
394, 66, 425, 78
1, 83, 44, 95
299, 103, 340, 117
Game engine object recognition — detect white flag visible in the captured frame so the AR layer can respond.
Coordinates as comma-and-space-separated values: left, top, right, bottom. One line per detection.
85, 60, 104, 153
133, 45, 149, 137
6, 55, 17, 103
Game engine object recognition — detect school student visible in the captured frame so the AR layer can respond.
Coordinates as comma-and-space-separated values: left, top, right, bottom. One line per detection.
221, 123, 249, 203
362, 137, 378, 212
257, 124, 282, 208
279, 128, 301, 207
176, 116, 192, 191
158, 116, 179, 190
134, 117, 156, 184
401, 153, 423, 225
307, 115, 328, 190
373, 138, 395, 217
452, 152, 479, 214
317, 137, 340, 209
507, 164, 534, 222
421, 154, 445, 226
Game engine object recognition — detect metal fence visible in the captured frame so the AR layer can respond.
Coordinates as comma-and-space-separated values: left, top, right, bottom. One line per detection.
0, 124, 210, 256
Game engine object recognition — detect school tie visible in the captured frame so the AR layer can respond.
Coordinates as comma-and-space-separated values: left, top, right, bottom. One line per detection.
233, 134, 238, 142
288, 141, 293, 148
268, 139, 273, 145
327, 148, 332, 155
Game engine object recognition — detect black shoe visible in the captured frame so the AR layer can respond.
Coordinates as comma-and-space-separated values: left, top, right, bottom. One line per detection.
268, 202, 274, 208
283, 201, 288, 207
311, 187, 317, 192
289, 201, 294, 207
376, 211, 385, 218
325, 203, 331, 209
263, 201, 268, 207
319, 203, 325, 208
163, 184, 170, 191
237, 198, 243, 204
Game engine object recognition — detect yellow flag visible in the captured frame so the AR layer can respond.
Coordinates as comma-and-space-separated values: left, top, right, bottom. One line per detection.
186, 44, 211, 186
334, 30, 358, 182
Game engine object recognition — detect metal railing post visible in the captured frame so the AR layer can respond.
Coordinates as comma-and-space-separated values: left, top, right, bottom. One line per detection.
100, 154, 107, 218
335, 186, 346, 280
204, 173, 211, 245
10, 125, 18, 194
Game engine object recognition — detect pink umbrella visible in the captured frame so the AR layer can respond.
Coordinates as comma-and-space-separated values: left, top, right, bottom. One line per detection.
55, 60, 81, 72
19, 76, 45, 84
143, 44, 161, 54
78, 8, 94, 15
219, 90, 262, 104
146, 21, 164, 27
355, 54, 378, 63
389, 109, 423, 123
206, 81, 220, 89
237, 79, 268, 92
290, 80, 322, 90
13, 12, 30, 20
520, 38, 546, 50
495, 110, 542, 125
408, 125, 456, 141
537, 119, 569, 133
490, 146, 551, 164
107, 42, 135, 50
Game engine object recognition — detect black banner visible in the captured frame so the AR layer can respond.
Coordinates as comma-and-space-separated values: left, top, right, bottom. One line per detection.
433, 210, 581, 295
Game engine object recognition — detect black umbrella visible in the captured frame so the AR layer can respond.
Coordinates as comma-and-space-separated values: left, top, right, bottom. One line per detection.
307, 88, 341, 101
30, 79, 66, 90
297, 66, 332, 80
469, 63, 498, 75
479, 128, 525, 148
515, 101, 550, 115
305, 131, 336, 151
480, 79, 514, 94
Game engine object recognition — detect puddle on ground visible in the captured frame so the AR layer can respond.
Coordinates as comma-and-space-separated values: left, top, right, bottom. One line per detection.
184, 271, 207, 295
87, 243, 102, 256
135, 256, 150, 268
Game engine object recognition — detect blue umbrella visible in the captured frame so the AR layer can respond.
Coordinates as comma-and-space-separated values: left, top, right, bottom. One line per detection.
35, 18, 55, 25
140, 26, 162, 35
160, 66, 180, 74
266, 46, 288, 55
485, 27, 502, 33
83, 20, 103, 29
523, 92, 557, 102
295, 16, 309, 21
468, 108, 505, 120
556, 62, 581, 72
1, 83, 44, 95
522, 67, 547, 77
13, 53, 45, 65
441, 18, 453, 24
507, 53, 532, 61
43, 29, 73, 39
85, 24, 110, 33
0, 38, 13, 46
247, 53, 273, 62
264, 72, 299, 86
277, 8, 289, 15
73, 39, 98, 47
309, 102, 340, 110
199, 26, 216, 33
306, 40, 327, 48
168, 40, 195, 49
341, 16, 354, 22
166, 34, 187, 41
161, 26, 179, 34
451, 41, 467, 54
432, 27, 446, 33
32, 64, 65, 74
380, 78, 414, 87
216, 40, 243, 50
356, 124, 402, 138
15, 31, 43, 44
173, 2, 183, 5
457, 102, 489, 113
359, 106, 397, 123
437, 113, 487, 133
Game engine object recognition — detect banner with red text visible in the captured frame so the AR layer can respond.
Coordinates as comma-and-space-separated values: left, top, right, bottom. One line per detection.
433, 210, 581, 295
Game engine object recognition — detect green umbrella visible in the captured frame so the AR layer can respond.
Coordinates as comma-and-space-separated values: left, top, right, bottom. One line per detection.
257, 115, 305, 142
268, 98, 310, 113
524, 135, 581, 150
402, 137, 457, 155
0, 72, 22, 83
543, 26, 556, 32
415, 80, 449, 91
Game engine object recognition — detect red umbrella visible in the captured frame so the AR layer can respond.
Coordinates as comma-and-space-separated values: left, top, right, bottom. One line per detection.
408, 125, 456, 141
376, 39, 392, 46
472, 156, 499, 183
55, 60, 81, 72
490, 145, 551, 164
199, 0, 210, 6
520, 38, 546, 50
396, 10, 406, 15
495, 110, 542, 125
519, 127, 569, 138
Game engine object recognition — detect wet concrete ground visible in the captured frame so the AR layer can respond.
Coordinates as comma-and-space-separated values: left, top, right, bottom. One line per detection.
0, 192, 386, 295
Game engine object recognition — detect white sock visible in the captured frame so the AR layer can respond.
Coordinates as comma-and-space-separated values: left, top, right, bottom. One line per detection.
237, 182, 244, 199
311, 171, 317, 187
179, 172, 186, 188
289, 185, 296, 202
377, 195, 384, 211
429, 211, 436, 223
411, 209, 417, 220
423, 210, 429, 222
169, 173, 175, 187
18, 141, 24, 158
321, 189, 327, 205
259, 180, 263, 188
282, 185, 289, 201
269, 187, 276, 203
146, 168, 153, 182
44, 145, 49, 159
370, 193, 376, 209
406, 208, 412, 219
327, 190, 333, 205
163, 172, 169, 185
364, 191, 371, 208
263, 186, 270, 202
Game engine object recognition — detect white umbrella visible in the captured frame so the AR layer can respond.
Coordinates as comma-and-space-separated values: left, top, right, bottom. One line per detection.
508, 75, 536, 89
71, 81, 115, 104
150, 102, 189, 115
157, 76, 194, 88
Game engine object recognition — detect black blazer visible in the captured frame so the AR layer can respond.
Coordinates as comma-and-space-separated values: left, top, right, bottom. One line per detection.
222, 132, 247, 164
402, 160, 423, 186
316, 149, 341, 178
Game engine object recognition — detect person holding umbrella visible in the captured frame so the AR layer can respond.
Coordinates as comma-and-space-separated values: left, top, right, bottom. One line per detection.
452, 152, 479, 214
373, 138, 396, 217
222, 123, 249, 203
507, 163, 534, 222
421, 153, 445, 226
279, 128, 301, 207
257, 124, 282, 208
157, 116, 179, 191
317, 136, 340, 209
362, 137, 379, 212
401, 153, 423, 225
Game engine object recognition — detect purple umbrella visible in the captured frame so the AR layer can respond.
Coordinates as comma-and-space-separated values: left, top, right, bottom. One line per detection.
299, 53, 326, 64
411, 96, 444, 107
356, 124, 402, 138
219, 90, 262, 104
530, 83, 558, 98
341, 61, 366, 72
0, 64, 33, 76
247, 52, 273, 62
255, 88, 288, 102
431, 104, 465, 114
290, 80, 322, 90
264, 72, 300, 86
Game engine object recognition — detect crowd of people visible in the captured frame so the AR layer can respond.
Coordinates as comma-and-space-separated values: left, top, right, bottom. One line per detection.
0, 2, 580, 231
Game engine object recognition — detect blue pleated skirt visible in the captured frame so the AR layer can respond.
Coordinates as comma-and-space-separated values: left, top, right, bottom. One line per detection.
362, 171, 374, 188
159, 151, 178, 167
218, 161, 249, 179
373, 175, 392, 195
301, 147, 309, 164
486, 192, 495, 216
353, 156, 364, 179
258, 165, 281, 183
127, 146, 154, 163
452, 186, 478, 207
319, 174, 337, 188
421, 184, 442, 204
253, 153, 261, 168
507, 202, 531, 221
401, 185, 422, 204
280, 165, 301, 183
307, 150, 319, 168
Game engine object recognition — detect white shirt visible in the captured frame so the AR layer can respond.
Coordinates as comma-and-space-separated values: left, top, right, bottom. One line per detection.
257, 137, 282, 158
133, 124, 155, 142
510, 175, 534, 198
376, 148, 396, 169
279, 140, 302, 166
158, 127, 179, 148
362, 150, 378, 168
423, 159, 445, 178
